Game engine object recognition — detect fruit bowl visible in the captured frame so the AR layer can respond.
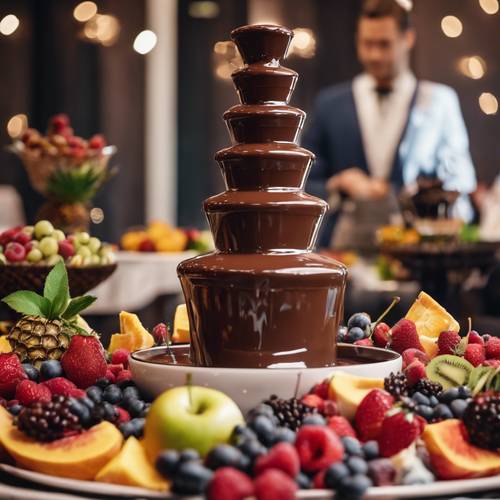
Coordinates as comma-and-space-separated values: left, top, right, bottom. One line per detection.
129, 344, 402, 414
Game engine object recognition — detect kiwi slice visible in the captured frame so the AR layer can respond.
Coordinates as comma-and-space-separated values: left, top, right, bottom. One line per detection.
426, 355, 474, 390
468, 366, 491, 391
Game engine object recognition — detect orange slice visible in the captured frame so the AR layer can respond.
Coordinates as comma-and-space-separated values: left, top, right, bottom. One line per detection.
108, 312, 154, 353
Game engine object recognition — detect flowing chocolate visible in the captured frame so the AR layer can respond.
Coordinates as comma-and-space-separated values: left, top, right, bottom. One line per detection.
178, 24, 347, 368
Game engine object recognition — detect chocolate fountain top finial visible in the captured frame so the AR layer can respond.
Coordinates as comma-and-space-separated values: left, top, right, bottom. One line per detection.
231, 24, 294, 64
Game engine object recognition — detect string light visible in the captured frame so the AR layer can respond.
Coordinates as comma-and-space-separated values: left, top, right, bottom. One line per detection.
0, 14, 20, 36
441, 16, 463, 38
73, 2, 97, 22
289, 28, 316, 58
479, 0, 499, 14
133, 30, 157, 54
188, 1, 220, 19
6, 114, 28, 138
459, 56, 486, 80
479, 92, 498, 115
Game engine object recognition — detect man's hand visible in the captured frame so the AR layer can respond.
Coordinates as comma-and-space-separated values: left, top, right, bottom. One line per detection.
326, 167, 389, 200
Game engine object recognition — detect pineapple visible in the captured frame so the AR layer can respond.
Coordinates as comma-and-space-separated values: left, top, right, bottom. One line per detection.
2, 261, 96, 367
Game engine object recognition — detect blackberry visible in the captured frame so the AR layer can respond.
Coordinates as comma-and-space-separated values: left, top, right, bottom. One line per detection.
462, 391, 500, 452
16, 395, 82, 442
384, 372, 409, 399
263, 395, 316, 431
410, 379, 443, 398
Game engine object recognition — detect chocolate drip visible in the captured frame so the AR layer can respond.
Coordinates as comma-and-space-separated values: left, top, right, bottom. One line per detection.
177, 24, 347, 368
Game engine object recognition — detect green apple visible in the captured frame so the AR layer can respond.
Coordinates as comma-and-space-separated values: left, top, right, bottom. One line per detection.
76, 231, 90, 245
143, 385, 244, 460
39, 236, 58, 257
27, 248, 43, 263
77, 246, 92, 258
88, 236, 101, 254
53, 229, 65, 242
34, 220, 54, 240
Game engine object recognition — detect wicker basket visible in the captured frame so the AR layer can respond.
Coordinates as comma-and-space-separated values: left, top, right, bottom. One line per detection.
0, 263, 117, 298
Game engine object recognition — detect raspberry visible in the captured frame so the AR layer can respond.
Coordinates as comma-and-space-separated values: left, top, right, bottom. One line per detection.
68, 388, 86, 398
301, 394, 324, 412
404, 360, 427, 386
485, 337, 500, 360
468, 331, 484, 346
105, 369, 116, 383
152, 323, 169, 345
108, 363, 124, 376
295, 425, 344, 473
253, 469, 297, 500
368, 458, 396, 486
254, 442, 300, 478
115, 370, 132, 384
0, 353, 28, 399
464, 344, 485, 367
354, 338, 374, 347
15, 380, 52, 406
327, 415, 357, 438
402, 348, 429, 369
310, 380, 329, 399
313, 469, 326, 488
437, 330, 461, 356
41, 377, 76, 397
207, 467, 254, 500
116, 406, 131, 424
111, 349, 130, 368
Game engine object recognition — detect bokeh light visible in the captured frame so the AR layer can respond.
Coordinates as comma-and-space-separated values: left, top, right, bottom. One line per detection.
0, 14, 20, 36
441, 16, 463, 38
73, 2, 98, 23
133, 30, 157, 54
188, 1, 220, 18
84, 14, 120, 46
459, 56, 486, 80
7, 114, 28, 138
90, 207, 105, 224
289, 28, 316, 58
479, 0, 499, 14
479, 93, 498, 115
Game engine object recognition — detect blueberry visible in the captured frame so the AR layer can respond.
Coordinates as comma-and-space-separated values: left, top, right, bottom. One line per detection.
118, 421, 135, 438
79, 395, 95, 410
68, 399, 91, 427
86, 386, 103, 403
347, 312, 371, 331
248, 415, 275, 447
273, 427, 296, 444
123, 385, 140, 400
296, 471, 312, 489
139, 402, 151, 418
247, 403, 275, 421
95, 377, 111, 388
22, 363, 39, 382
347, 456, 368, 475
129, 417, 145, 437
341, 436, 363, 457
338, 474, 373, 498
324, 462, 350, 488
231, 424, 257, 445
8, 404, 22, 416
302, 414, 326, 426
337, 325, 348, 343
179, 448, 200, 463
127, 398, 145, 418
428, 395, 439, 407
362, 440, 379, 460
103, 385, 122, 405
171, 461, 213, 495
412, 392, 430, 406
346, 327, 366, 343
101, 401, 118, 422
156, 449, 180, 478
416, 405, 434, 421
205, 444, 245, 470
237, 438, 266, 460
450, 399, 469, 419
433, 404, 453, 420
439, 388, 460, 404
40, 360, 63, 380
457, 386, 471, 399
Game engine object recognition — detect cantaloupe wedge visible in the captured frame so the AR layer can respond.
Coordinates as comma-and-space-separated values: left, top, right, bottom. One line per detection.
405, 292, 460, 339
172, 304, 190, 343
108, 311, 155, 353
329, 372, 384, 420
96, 436, 168, 491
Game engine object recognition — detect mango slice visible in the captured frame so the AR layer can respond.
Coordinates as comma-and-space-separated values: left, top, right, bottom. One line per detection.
108, 311, 155, 353
172, 304, 190, 343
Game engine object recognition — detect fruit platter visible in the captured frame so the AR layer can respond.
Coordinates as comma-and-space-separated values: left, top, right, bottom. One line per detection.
0, 220, 116, 298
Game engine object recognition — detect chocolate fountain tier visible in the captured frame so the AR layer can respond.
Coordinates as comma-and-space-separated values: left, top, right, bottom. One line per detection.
216, 143, 313, 190
178, 252, 347, 368
224, 104, 305, 143
205, 191, 327, 252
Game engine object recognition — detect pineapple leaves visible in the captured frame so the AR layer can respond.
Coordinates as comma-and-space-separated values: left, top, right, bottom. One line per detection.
2, 291, 51, 317
62, 295, 97, 320
44, 261, 70, 319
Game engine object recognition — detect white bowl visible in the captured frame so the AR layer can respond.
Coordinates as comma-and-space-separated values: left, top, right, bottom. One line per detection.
130, 344, 401, 414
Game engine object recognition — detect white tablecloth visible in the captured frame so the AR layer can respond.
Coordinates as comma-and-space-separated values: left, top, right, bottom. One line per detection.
87, 251, 196, 314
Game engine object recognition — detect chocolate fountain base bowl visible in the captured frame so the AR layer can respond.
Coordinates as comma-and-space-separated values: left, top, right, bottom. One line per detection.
130, 344, 401, 414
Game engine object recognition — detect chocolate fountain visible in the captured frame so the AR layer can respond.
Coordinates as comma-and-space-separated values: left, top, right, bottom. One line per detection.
130, 25, 401, 411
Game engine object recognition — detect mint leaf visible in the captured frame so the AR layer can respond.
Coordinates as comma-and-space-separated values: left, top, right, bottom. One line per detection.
2, 291, 50, 317
62, 295, 97, 319
43, 261, 70, 318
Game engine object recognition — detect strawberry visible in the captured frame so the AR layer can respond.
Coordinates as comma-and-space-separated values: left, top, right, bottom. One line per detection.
108, 363, 125, 376
105, 369, 116, 383
468, 330, 484, 346
354, 338, 373, 347
313, 469, 326, 488
483, 359, 500, 368
437, 330, 461, 356
301, 394, 324, 412
464, 344, 485, 367
404, 360, 427, 386
327, 415, 357, 438
295, 425, 344, 472
68, 388, 86, 398
111, 348, 130, 368
372, 322, 390, 347
254, 443, 300, 478
354, 389, 394, 441
485, 337, 500, 360
207, 467, 254, 500
15, 380, 51, 406
388, 319, 423, 354
61, 336, 107, 389
378, 410, 425, 457
0, 353, 27, 399
41, 377, 76, 396
253, 469, 297, 500
402, 348, 429, 369
322, 400, 339, 417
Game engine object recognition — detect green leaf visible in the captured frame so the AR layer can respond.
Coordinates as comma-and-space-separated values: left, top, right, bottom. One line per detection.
62, 295, 97, 320
2, 291, 50, 317
43, 261, 70, 318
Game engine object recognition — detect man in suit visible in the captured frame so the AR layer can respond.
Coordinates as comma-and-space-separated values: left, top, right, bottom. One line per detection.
303, 0, 476, 249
